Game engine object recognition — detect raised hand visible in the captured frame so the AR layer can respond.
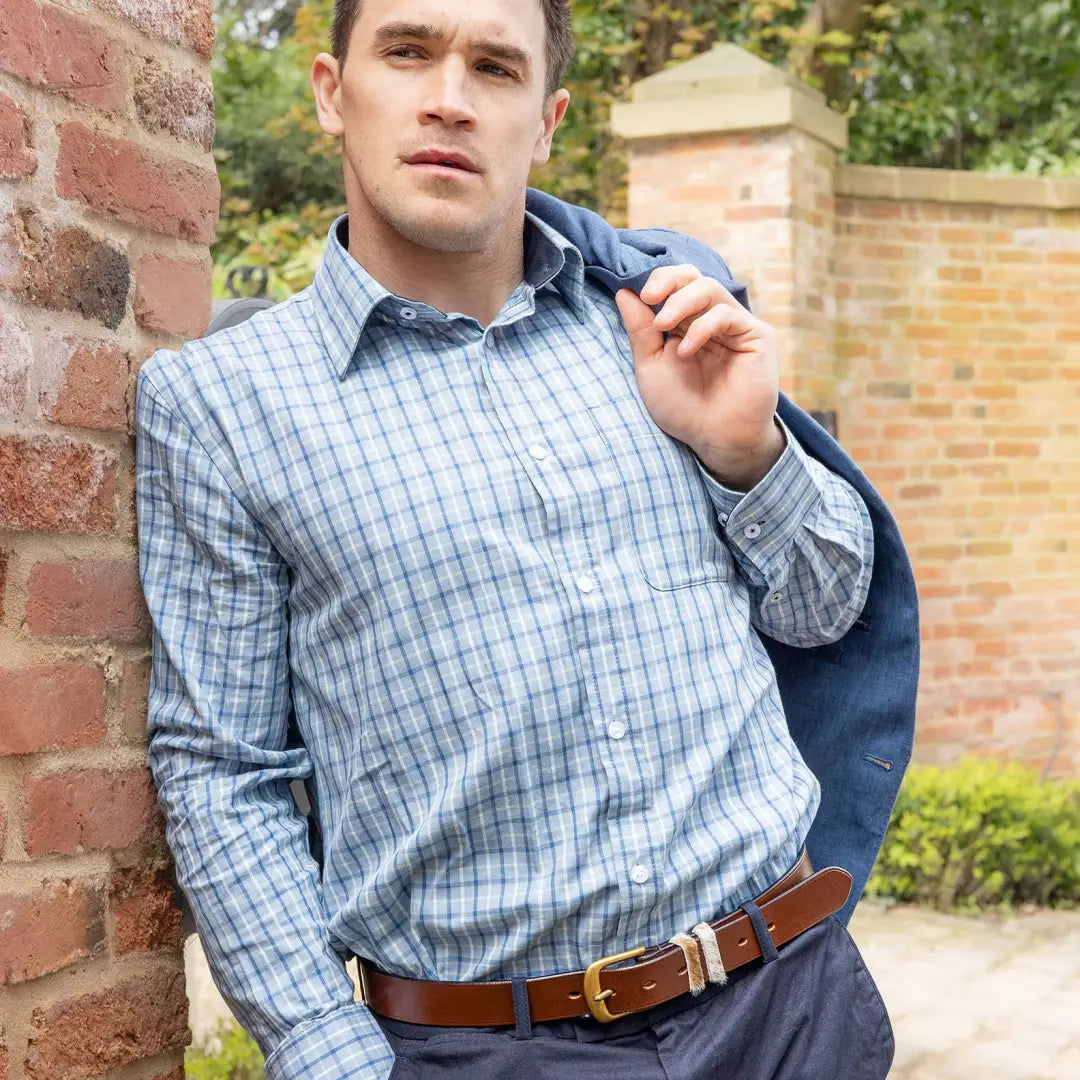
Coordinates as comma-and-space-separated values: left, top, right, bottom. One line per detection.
614, 264, 785, 491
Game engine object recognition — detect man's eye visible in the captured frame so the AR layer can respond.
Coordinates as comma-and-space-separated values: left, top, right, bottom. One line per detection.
388, 48, 509, 78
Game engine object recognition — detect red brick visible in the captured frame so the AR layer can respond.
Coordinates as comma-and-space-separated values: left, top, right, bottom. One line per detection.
56, 122, 219, 244
25, 767, 164, 856
944, 442, 989, 459
993, 441, 1041, 457
724, 204, 788, 222
40, 6, 125, 111
134, 254, 212, 338
0, 663, 107, 756
37, 336, 129, 431
88, 0, 214, 58
24, 968, 189, 1080
0, 879, 106, 984
119, 655, 151, 741
1, 207, 130, 329
898, 483, 940, 500
0, 92, 35, 178
0, 548, 7, 622
0, 0, 43, 84
0, 434, 117, 534
0, 310, 31, 418
25, 558, 149, 641
110, 865, 184, 953
134, 57, 214, 151
0, 2, 124, 111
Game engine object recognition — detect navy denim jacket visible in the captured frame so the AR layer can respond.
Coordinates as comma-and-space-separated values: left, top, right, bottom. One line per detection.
524, 187, 920, 923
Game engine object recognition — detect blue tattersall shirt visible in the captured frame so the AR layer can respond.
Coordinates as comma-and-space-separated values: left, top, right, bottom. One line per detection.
134, 210, 873, 1080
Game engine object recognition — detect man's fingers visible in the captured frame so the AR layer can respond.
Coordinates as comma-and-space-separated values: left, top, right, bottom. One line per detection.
639, 264, 702, 305
614, 288, 664, 361
653, 278, 719, 331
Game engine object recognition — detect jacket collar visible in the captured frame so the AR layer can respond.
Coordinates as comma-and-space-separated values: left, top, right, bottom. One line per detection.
313, 205, 589, 379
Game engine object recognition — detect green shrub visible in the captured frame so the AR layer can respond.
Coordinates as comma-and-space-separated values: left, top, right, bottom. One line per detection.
867, 757, 1080, 912
185, 1017, 264, 1080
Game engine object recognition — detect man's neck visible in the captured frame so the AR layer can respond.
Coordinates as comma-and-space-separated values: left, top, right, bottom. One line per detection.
342, 203, 526, 328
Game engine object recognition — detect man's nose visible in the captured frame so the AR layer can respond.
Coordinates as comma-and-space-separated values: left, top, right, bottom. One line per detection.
418, 58, 478, 126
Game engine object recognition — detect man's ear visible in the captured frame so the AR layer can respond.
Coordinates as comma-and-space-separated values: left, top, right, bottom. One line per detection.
532, 88, 571, 169
311, 52, 345, 137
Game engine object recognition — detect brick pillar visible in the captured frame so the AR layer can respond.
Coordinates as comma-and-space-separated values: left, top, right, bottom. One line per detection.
612, 44, 848, 428
0, 2, 218, 1078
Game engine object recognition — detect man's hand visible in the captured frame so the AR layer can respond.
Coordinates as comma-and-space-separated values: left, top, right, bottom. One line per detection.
614, 264, 784, 491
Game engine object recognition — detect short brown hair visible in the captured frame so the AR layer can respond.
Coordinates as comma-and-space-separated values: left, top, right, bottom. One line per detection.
331, 0, 574, 99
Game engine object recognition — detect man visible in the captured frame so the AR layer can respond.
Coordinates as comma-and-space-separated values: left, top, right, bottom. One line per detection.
135, 1, 915, 1077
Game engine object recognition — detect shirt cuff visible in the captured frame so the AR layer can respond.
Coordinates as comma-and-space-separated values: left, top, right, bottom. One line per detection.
694, 417, 820, 571
262, 1001, 395, 1080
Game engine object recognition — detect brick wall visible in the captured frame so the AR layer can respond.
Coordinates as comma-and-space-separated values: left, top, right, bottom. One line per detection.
0, 1, 217, 1077
615, 45, 1080, 777
834, 169, 1080, 774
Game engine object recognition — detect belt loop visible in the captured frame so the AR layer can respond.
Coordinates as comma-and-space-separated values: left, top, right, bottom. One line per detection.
740, 899, 779, 964
511, 977, 533, 1039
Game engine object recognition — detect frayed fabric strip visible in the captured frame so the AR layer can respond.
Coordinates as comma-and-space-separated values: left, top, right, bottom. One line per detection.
668, 931, 707, 995
692, 921, 728, 987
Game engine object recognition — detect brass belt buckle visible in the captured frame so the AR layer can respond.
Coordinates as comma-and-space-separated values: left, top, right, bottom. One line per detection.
582, 946, 646, 1022
355, 958, 371, 1006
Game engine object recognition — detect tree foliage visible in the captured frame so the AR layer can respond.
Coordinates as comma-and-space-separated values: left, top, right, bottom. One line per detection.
210, 0, 1080, 300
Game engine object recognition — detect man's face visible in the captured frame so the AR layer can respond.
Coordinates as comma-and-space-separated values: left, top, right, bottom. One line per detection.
315, 0, 569, 254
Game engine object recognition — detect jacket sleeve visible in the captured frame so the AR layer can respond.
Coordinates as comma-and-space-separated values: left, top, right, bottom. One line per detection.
693, 416, 873, 646
134, 362, 395, 1080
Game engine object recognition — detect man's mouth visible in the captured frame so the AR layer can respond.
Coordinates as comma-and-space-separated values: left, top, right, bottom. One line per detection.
404, 151, 480, 173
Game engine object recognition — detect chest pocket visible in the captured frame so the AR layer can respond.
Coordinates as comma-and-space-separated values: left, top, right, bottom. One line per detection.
587, 398, 733, 591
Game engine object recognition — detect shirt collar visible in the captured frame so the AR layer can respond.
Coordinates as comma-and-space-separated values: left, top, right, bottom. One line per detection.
312, 209, 588, 379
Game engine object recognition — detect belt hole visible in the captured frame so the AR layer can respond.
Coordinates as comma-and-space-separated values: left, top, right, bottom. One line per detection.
677, 966, 687, 976
767, 923, 776, 932
568, 991, 582, 1000
643, 980, 656, 991
737, 937, 748, 947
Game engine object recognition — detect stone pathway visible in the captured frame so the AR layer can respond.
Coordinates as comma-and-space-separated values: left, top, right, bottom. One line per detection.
849, 901, 1080, 1079
186, 902, 1080, 1076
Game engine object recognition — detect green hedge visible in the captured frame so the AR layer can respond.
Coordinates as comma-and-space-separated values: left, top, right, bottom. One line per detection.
186, 1017, 264, 1080
865, 757, 1080, 912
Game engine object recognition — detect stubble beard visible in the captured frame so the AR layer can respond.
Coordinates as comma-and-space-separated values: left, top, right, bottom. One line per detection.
373, 179, 501, 254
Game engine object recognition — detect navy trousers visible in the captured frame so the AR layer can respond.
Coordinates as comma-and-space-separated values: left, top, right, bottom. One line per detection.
374, 914, 895, 1078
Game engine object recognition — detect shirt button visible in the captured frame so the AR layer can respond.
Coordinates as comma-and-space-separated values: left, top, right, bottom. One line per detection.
719, 513, 729, 525
528, 444, 548, 460
399, 307, 417, 320
770, 591, 783, 603
743, 522, 762, 539
630, 863, 650, 885
607, 720, 626, 740
576, 575, 595, 594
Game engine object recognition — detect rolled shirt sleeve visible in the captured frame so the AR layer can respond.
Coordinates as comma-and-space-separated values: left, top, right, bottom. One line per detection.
694, 417, 874, 647
135, 359, 395, 1080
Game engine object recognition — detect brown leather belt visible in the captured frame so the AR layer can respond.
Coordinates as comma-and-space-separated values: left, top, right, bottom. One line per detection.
357, 850, 852, 1027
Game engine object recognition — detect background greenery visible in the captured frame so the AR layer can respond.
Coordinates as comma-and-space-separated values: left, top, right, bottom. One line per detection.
210, 0, 1080, 298
865, 758, 1080, 912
